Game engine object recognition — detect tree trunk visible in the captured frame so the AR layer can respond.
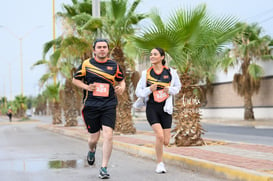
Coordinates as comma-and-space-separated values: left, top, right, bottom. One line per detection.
244, 92, 255, 120
63, 80, 78, 127
18, 104, 26, 118
115, 88, 136, 134
50, 101, 62, 124
112, 47, 136, 134
172, 73, 205, 146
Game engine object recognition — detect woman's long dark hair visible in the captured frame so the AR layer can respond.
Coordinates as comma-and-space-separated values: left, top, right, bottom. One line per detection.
154, 47, 166, 65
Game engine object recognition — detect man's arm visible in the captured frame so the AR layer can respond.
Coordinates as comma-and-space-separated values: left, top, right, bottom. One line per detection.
72, 78, 96, 91
114, 79, 125, 95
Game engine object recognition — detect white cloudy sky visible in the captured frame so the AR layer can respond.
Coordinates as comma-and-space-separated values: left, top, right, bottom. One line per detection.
0, 0, 273, 99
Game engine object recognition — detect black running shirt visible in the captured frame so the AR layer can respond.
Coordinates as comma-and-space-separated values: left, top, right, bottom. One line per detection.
74, 57, 124, 107
146, 66, 172, 104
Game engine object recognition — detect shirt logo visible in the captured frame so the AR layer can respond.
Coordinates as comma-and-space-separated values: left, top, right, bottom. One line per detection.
107, 66, 113, 70
163, 75, 169, 79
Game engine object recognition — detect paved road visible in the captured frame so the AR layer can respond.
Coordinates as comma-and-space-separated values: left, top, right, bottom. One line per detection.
31, 115, 273, 145
201, 123, 273, 146
0, 121, 227, 181
135, 120, 273, 145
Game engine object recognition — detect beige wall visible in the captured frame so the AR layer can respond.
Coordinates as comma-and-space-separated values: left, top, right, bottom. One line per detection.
205, 77, 273, 108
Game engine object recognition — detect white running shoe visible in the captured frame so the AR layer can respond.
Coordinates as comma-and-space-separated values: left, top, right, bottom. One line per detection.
155, 162, 167, 173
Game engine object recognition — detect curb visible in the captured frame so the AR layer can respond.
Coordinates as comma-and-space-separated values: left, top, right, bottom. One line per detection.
38, 125, 273, 181
113, 140, 273, 181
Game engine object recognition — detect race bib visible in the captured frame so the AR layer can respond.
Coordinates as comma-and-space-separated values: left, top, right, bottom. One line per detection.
153, 89, 169, 103
93, 83, 110, 97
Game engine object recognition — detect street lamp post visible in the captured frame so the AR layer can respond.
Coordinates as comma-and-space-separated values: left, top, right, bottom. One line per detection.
92, 0, 100, 18
92, 0, 101, 37
0, 25, 43, 96
9, 63, 12, 100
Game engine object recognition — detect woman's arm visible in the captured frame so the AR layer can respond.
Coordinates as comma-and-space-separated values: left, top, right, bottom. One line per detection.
135, 71, 152, 98
168, 69, 182, 95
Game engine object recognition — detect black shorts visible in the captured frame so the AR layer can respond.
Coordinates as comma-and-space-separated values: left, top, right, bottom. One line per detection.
82, 106, 116, 133
146, 102, 172, 129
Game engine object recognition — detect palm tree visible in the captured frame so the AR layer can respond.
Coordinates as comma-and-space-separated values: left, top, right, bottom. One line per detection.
0, 97, 7, 109
50, 0, 103, 126
37, 0, 146, 131
75, 0, 147, 133
43, 83, 63, 124
32, 46, 64, 124
98, 0, 147, 134
220, 23, 273, 120
34, 0, 105, 126
33, 94, 47, 115
132, 4, 239, 146
13, 95, 27, 118
59, 58, 83, 126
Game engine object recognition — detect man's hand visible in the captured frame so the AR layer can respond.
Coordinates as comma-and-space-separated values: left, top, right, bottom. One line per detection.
115, 79, 125, 95
86, 84, 96, 92
115, 86, 125, 95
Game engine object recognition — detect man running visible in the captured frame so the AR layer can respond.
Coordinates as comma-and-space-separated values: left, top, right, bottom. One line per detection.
72, 39, 125, 179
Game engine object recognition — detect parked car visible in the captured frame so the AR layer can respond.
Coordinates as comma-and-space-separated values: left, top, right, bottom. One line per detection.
26, 109, 32, 117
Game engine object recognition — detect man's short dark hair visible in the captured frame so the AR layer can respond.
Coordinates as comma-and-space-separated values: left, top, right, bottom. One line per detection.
92, 38, 109, 49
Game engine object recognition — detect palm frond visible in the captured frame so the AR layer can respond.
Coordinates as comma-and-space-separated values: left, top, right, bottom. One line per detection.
72, 13, 93, 27
32, 59, 48, 68
248, 63, 264, 80
43, 36, 63, 58
39, 73, 54, 86
81, 17, 103, 32
61, 36, 91, 57
50, 49, 61, 66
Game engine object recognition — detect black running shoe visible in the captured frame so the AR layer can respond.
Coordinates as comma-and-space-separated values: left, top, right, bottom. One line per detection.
87, 150, 95, 165
99, 167, 110, 179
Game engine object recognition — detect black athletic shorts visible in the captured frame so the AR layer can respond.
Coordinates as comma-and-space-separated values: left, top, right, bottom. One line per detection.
146, 102, 172, 129
82, 106, 116, 133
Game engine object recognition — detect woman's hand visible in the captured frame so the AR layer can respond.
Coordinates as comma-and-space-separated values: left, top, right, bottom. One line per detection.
163, 86, 169, 93
150, 84, 157, 92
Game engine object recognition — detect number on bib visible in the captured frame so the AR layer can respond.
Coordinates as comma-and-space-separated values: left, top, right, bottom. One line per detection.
93, 83, 110, 97
153, 89, 169, 103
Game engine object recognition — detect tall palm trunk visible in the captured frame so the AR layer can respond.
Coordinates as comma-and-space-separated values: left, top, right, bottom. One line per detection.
50, 100, 62, 124
63, 79, 79, 126
173, 73, 205, 146
112, 47, 136, 134
242, 58, 255, 120
244, 91, 255, 120
18, 104, 25, 118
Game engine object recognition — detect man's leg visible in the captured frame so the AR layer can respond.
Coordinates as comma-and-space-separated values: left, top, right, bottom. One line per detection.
101, 125, 113, 167
88, 131, 100, 152
87, 131, 100, 166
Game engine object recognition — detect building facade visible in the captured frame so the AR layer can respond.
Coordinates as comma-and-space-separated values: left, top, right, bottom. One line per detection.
201, 61, 273, 119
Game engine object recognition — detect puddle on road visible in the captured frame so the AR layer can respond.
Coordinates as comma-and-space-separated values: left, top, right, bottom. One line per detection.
0, 159, 89, 172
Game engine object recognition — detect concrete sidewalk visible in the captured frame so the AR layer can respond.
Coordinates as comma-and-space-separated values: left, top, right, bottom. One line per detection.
36, 119, 273, 181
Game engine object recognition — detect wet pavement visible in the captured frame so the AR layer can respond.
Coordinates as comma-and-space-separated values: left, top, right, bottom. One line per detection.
0, 117, 226, 181
36, 116, 273, 181
1, 115, 273, 180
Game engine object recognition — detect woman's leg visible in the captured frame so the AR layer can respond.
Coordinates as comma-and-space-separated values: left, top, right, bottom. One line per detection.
151, 123, 164, 163
163, 128, 171, 146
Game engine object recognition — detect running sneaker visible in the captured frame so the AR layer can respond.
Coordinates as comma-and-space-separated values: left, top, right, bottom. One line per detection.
99, 167, 110, 179
155, 162, 167, 173
87, 150, 95, 165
